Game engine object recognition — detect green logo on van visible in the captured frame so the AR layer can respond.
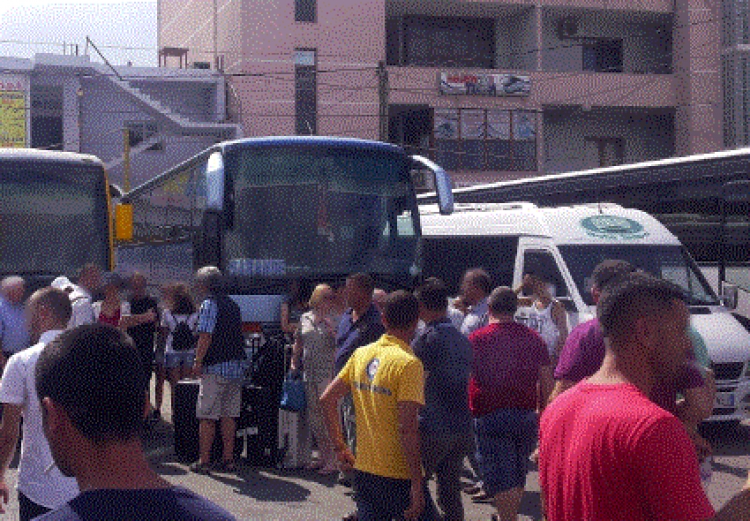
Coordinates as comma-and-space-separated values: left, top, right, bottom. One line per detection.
580, 215, 649, 240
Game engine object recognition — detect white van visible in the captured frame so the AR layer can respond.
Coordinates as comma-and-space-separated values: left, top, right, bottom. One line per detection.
419, 202, 750, 422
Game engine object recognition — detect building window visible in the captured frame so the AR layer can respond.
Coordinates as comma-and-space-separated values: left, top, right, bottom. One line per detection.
434, 109, 538, 172
582, 39, 623, 73
586, 137, 624, 167
295, 49, 317, 135
295, 0, 316, 23
388, 16, 495, 68
125, 121, 163, 151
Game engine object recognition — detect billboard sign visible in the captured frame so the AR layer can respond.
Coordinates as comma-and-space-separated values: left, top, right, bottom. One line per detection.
439, 72, 531, 97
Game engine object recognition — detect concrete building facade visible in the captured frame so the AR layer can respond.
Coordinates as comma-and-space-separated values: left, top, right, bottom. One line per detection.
158, 0, 722, 186
0, 53, 241, 189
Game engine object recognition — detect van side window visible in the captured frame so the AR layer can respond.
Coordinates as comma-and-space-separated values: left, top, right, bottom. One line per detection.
522, 250, 569, 298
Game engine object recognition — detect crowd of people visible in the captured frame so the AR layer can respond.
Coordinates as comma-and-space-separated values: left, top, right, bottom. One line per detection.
0, 259, 749, 520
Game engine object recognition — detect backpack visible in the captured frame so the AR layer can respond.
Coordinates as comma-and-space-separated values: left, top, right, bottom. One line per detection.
171, 316, 197, 351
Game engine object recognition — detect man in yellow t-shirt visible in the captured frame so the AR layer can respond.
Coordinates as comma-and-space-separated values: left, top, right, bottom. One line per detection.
321, 290, 428, 521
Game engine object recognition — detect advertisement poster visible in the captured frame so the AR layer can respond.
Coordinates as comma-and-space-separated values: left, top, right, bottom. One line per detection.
434, 108, 459, 140
439, 72, 531, 97
461, 109, 485, 139
0, 75, 28, 148
513, 111, 537, 141
487, 110, 511, 140
0, 89, 26, 148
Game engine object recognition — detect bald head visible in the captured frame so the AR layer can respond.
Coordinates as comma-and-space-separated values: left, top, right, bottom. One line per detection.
1, 276, 25, 305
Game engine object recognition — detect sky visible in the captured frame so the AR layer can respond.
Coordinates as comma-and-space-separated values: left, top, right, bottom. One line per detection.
0, 0, 157, 66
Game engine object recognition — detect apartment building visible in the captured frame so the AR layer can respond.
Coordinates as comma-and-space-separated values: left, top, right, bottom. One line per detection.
158, 0, 721, 186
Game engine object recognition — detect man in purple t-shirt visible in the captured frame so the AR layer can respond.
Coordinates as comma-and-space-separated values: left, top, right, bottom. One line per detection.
550, 260, 714, 427
549, 260, 636, 402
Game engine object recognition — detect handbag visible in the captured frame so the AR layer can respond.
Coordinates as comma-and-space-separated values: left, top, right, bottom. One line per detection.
279, 373, 307, 412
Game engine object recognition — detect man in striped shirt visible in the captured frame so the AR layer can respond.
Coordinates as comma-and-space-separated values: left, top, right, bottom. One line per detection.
190, 267, 247, 474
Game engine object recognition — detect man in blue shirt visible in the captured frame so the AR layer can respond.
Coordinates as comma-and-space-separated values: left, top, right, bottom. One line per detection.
334, 273, 384, 490
414, 278, 473, 521
191, 266, 247, 474
458, 269, 492, 337
0, 276, 29, 370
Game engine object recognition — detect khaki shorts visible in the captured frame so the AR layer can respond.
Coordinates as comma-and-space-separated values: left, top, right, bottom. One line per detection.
196, 373, 242, 420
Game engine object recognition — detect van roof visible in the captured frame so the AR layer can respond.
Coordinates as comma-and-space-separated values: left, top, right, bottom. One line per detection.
420, 202, 681, 246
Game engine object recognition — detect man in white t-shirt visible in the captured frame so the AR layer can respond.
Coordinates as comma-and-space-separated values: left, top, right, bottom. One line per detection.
67, 264, 101, 329
0, 287, 78, 520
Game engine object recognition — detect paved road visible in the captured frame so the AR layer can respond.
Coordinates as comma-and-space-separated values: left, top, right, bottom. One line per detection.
1, 394, 748, 520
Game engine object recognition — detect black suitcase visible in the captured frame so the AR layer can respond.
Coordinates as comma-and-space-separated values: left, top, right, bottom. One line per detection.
173, 379, 201, 462
239, 385, 280, 467
172, 379, 244, 463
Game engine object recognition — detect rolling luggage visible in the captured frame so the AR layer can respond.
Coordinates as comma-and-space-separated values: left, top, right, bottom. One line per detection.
173, 379, 201, 462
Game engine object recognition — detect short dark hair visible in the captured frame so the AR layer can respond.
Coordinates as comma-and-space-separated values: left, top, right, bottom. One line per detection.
597, 273, 686, 343
36, 324, 147, 444
592, 259, 637, 291
33, 287, 72, 324
487, 286, 518, 316
463, 268, 493, 295
383, 290, 420, 330
414, 278, 448, 312
347, 273, 375, 296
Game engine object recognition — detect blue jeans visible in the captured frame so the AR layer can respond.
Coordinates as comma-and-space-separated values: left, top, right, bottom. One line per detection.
353, 470, 437, 521
474, 408, 538, 496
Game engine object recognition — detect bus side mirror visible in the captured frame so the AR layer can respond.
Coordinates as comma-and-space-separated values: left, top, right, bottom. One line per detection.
410, 155, 453, 215
115, 203, 133, 241
722, 282, 739, 310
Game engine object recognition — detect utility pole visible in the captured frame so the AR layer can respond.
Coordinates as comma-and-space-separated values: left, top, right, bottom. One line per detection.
213, 0, 219, 70
377, 60, 389, 142
123, 128, 131, 193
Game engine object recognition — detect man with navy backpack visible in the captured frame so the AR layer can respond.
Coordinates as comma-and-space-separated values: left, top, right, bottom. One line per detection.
190, 267, 246, 474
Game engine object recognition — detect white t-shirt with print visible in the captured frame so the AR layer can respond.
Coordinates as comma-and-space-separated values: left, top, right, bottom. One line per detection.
0, 330, 79, 508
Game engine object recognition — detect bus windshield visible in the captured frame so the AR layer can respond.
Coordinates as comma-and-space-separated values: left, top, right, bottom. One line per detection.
223, 146, 418, 278
559, 244, 720, 306
0, 161, 109, 277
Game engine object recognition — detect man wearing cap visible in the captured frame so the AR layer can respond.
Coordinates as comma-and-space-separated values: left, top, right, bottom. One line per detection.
67, 264, 101, 329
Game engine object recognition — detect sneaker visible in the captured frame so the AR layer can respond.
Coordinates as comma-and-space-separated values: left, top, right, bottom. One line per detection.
188, 461, 211, 475
318, 462, 338, 475
214, 460, 237, 473
471, 490, 494, 503
463, 483, 482, 495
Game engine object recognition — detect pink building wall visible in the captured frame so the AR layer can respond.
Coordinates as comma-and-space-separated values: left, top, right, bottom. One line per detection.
158, 0, 724, 181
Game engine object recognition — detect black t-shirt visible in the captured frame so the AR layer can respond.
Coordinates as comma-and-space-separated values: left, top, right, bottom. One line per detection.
128, 296, 158, 353
34, 487, 237, 521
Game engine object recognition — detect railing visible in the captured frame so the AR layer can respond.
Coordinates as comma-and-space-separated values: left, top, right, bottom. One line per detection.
85, 36, 123, 81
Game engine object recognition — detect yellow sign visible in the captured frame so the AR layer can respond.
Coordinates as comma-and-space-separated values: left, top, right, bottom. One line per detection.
0, 91, 26, 148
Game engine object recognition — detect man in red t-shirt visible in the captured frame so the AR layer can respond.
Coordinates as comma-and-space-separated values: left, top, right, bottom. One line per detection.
539, 273, 750, 521
469, 287, 553, 521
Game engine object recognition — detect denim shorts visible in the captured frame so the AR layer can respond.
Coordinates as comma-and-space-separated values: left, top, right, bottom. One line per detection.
474, 408, 538, 496
164, 351, 195, 369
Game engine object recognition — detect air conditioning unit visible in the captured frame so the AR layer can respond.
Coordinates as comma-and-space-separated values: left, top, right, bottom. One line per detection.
557, 17, 580, 39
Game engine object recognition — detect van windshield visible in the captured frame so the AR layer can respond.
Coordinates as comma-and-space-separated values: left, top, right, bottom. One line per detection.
558, 245, 719, 306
